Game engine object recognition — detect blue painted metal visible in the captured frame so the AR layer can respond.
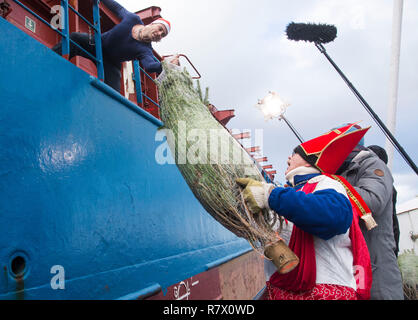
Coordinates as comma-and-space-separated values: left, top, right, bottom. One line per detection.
89, 77, 162, 127
92, 0, 104, 81
133, 61, 143, 105
253, 286, 267, 300
0, 17, 251, 300
69, 37, 99, 62
262, 170, 273, 184
134, 63, 161, 108
205, 247, 252, 270
116, 283, 161, 300
142, 93, 161, 109
61, 0, 70, 57
138, 64, 157, 82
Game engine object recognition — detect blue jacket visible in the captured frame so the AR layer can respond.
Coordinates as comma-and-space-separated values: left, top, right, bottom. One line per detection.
101, 0, 162, 73
268, 173, 353, 240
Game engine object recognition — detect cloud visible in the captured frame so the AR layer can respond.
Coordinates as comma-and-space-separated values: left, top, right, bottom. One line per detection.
118, 0, 418, 202
394, 173, 418, 205
304, 0, 392, 30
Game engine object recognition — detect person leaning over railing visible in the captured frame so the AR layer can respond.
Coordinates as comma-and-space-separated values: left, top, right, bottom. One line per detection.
52, 0, 179, 92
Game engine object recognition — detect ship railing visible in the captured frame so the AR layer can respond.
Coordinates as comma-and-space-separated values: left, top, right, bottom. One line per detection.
133, 60, 161, 109
10, 0, 105, 82
132, 54, 201, 110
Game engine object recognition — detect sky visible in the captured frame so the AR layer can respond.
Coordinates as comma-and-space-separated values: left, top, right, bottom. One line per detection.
118, 0, 418, 205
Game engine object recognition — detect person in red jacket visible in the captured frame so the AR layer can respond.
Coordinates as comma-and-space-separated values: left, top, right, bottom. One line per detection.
237, 124, 373, 300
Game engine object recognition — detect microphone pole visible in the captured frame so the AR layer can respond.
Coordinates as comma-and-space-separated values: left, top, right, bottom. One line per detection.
314, 41, 418, 176
279, 115, 305, 143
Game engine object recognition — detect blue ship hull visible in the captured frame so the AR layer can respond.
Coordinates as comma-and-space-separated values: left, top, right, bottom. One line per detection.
0, 17, 256, 300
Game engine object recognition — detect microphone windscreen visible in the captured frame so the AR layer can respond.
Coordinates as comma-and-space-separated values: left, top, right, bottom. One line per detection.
286, 22, 337, 44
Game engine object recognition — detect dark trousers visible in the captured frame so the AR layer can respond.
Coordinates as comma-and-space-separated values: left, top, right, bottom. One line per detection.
52, 32, 121, 92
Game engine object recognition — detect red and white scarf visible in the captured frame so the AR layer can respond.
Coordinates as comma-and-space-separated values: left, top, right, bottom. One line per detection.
267, 178, 372, 300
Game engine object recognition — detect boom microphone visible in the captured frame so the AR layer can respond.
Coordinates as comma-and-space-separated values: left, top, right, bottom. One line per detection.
286, 22, 337, 44
285, 21, 418, 176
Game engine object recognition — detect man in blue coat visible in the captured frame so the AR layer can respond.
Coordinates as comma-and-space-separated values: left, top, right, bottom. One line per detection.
52, 0, 178, 91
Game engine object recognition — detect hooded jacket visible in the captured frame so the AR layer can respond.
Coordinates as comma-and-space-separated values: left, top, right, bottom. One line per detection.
337, 147, 404, 300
